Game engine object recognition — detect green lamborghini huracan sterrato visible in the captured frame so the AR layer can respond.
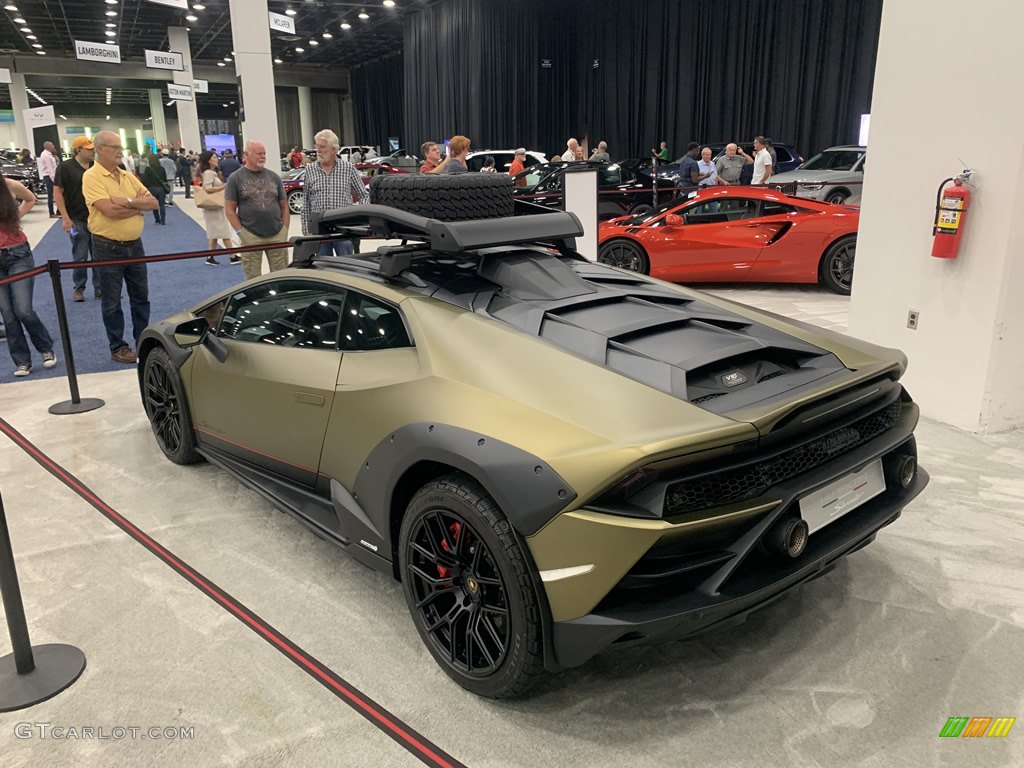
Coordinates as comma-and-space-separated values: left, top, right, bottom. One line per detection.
138, 177, 927, 698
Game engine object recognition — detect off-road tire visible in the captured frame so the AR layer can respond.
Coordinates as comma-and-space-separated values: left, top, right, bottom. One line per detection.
142, 347, 203, 465
399, 473, 545, 698
370, 173, 514, 221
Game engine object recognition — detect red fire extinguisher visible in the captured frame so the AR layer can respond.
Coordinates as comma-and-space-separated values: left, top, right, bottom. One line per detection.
931, 172, 972, 259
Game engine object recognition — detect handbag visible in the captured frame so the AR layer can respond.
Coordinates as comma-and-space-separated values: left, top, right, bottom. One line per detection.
195, 185, 225, 210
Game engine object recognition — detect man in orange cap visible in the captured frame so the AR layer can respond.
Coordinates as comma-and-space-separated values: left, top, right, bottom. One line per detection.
54, 135, 101, 302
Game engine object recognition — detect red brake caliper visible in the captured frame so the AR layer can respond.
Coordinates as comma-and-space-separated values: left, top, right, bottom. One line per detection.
436, 521, 462, 581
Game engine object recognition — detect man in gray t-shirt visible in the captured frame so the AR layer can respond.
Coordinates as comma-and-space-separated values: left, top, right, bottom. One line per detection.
225, 140, 291, 281
715, 143, 753, 184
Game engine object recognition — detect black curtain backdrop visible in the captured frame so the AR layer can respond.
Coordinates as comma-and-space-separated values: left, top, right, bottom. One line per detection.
352, 54, 404, 152
311, 89, 349, 143
353, 0, 882, 162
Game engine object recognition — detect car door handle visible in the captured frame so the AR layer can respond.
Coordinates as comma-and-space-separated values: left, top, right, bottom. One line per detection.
293, 392, 325, 407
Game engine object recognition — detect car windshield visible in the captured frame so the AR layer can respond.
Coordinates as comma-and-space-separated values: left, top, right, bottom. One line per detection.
800, 150, 864, 172
622, 197, 683, 225
514, 165, 556, 191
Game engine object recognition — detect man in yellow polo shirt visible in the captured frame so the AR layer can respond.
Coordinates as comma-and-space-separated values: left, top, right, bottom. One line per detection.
83, 130, 158, 364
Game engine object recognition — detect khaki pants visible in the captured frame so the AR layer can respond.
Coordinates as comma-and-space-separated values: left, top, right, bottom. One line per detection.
238, 226, 290, 281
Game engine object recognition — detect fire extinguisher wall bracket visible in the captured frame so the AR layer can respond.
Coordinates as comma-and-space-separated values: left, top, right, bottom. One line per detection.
931, 176, 971, 259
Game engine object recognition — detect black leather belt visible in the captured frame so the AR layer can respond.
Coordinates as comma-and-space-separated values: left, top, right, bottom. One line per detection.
93, 234, 142, 247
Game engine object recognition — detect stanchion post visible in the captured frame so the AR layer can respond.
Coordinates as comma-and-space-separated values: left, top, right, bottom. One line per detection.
45, 259, 104, 416
0, 490, 87, 711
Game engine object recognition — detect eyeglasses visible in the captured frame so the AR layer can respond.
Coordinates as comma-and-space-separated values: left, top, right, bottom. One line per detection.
97, 143, 123, 151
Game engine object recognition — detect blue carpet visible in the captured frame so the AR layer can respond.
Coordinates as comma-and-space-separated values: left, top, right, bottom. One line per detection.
0, 204, 248, 385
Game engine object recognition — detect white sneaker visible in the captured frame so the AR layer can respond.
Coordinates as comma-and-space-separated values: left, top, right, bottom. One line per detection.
14, 364, 31, 377
42, 351, 57, 368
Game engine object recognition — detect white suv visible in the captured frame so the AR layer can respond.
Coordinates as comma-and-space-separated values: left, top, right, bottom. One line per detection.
465, 149, 547, 174
768, 145, 866, 204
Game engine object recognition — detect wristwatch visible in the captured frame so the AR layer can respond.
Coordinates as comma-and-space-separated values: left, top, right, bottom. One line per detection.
126, 198, 134, 208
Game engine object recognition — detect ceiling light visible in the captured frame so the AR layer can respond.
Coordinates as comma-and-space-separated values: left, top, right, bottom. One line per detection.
3, 4, 18, 11
295, 47, 304, 52
35, 50, 45, 55
31, 43, 41, 48
193, 3, 205, 9
26, 34, 36, 39
358, 11, 369, 20
165, 101, 173, 106
285, 8, 296, 15
13, 17, 25, 23
222, 103, 228, 107
322, 32, 332, 38
59, 114, 67, 119
223, 56, 232, 61
105, 30, 116, 37
383, 0, 395, 6
105, 23, 115, 28
185, 14, 197, 21
216, 62, 225, 66
106, 10, 117, 16
309, 40, 318, 46
20, 27, 31, 33
273, 57, 282, 64
341, 22, 351, 29
105, 0, 117, 4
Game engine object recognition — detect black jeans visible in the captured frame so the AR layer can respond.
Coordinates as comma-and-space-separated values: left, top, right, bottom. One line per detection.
44, 176, 55, 215
92, 237, 150, 353
146, 186, 166, 223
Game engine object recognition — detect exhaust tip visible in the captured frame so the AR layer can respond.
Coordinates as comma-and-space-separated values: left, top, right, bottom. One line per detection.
885, 453, 917, 489
767, 517, 809, 559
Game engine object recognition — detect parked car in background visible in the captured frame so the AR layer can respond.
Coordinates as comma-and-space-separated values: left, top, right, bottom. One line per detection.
597, 185, 859, 294
466, 149, 547, 174
1, 160, 44, 196
768, 145, 866, 204
282, 168, 305, 214
361, 149, 421, 171
356, 162, 411, 185
513, 161, 677, 219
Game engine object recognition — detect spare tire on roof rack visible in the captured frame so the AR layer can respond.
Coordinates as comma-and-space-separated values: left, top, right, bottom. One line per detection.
369, 172, 514, 221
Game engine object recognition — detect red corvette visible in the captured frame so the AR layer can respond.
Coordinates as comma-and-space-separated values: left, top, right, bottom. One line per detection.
597, 187, 859, 294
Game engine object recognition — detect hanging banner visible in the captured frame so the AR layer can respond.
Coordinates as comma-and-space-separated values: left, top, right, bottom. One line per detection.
146, 0, 188, 9
75, 40, 121, 64
269, 11, 296, 34
24, 105, 56, 129
145, 50, 184, 71
168, 83, 194, 102
193, 79, 209, 94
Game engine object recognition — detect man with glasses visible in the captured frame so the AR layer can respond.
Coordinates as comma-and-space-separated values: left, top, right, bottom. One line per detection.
82, 130, 158, 364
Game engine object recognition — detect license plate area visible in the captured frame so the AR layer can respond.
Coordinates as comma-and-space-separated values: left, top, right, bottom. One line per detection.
799, 459, 886, 534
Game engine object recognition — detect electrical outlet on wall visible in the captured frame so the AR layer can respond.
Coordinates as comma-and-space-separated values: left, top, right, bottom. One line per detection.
907, 310, 920, 330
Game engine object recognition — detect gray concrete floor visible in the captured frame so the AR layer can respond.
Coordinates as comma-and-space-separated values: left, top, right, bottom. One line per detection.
2, 207, 1023, 767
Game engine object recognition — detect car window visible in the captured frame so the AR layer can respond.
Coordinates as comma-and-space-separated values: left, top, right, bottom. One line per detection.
339, 291, 412, 351
516, 168, 548, 190
774, 147, 792, 163
802, 150, 864, 172
599, 166, 622, 186
538, 172, 563, 193
760, 200, 795, 216
683, 197, 759, 225
218, 279, 348, 349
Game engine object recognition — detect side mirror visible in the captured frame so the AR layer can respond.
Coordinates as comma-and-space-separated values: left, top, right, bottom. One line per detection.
665, 214, 683, 227
173, 317, 209, 348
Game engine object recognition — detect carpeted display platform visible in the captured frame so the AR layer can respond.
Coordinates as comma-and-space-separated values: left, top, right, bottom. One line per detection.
0, 205, 250, 384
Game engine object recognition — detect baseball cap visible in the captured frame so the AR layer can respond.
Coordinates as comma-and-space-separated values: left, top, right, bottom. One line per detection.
71, 135, 93, 151
161, 148, 170, 155
514, 147, 526, 155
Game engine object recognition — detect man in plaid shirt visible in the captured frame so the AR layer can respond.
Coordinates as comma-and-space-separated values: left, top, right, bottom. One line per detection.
302, 129, 369, 255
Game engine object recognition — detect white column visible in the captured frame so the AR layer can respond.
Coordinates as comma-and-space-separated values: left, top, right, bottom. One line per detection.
148, 89, 168, 147
9, 72, 31, 149
168, 26, 202, 152
229, 0, 281, 163
564, 167, 598, 261
297, 85, 313, 148
848, 0, 1024, 433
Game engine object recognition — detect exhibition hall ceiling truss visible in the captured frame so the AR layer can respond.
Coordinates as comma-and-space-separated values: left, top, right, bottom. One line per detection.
1, 1, 431, 113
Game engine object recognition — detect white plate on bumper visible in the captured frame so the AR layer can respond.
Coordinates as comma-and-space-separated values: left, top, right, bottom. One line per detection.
799, 459, 886, 534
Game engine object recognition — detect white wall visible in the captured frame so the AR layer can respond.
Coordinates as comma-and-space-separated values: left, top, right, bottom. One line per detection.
1, 118, 187, 154
848, 0, 1024, 433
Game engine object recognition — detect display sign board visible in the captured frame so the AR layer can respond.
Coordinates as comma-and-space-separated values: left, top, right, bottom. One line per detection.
24, 105, 56, 129
0, 68, 11, 85
147, 0, 188, 9
145, 49, 184, 71
167, 83, 194, 102
193, 79, 209, 94
269, 11, 296, 35
75, 40, 121, 64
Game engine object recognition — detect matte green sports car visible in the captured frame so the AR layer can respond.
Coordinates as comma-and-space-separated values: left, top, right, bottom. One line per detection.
139, 177, 927, 698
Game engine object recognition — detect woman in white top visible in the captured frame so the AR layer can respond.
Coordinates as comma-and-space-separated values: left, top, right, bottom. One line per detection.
197, 150, 238, 266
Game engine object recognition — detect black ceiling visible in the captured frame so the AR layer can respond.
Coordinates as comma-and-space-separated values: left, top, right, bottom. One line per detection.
1, 0, 430, 116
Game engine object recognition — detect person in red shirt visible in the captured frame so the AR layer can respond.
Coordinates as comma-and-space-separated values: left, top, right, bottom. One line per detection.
288, 147, 304, 169
419, 141, 441, 173
508, 148, 527, 185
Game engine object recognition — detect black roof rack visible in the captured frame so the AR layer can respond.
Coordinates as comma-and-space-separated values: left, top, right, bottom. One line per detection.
292, 204, 583, 271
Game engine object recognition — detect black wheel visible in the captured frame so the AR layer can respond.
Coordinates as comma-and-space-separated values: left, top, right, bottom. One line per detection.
824, 188, 850, 205
370, 173, 514, 221
819, 235, 856, 295
287, 189, 304, 214
142, 347, 203, 465
399, 474, 544, 698
598, 239, 650, 274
